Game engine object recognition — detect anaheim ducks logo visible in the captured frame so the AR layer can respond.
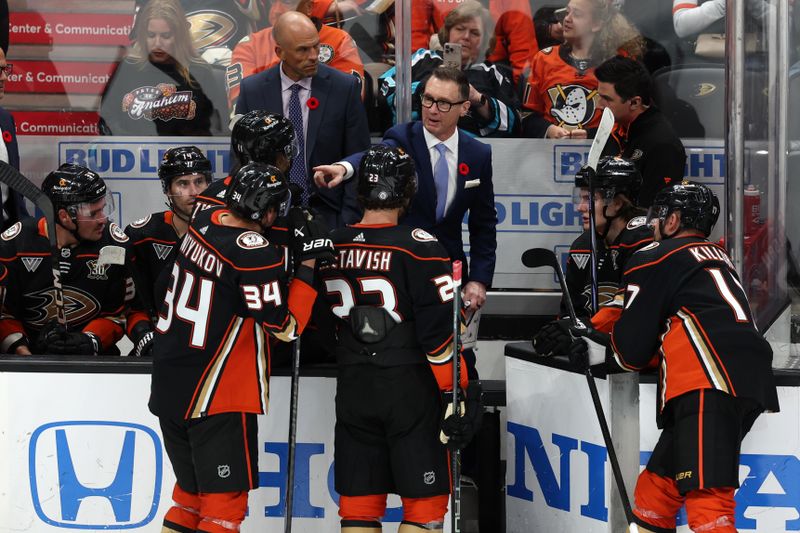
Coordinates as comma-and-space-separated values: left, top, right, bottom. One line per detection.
580, 282, 618, 313
694, 83, 717, 98
547, 84, 599, 129
188, 10, 237, 51
24, 286, 100, 328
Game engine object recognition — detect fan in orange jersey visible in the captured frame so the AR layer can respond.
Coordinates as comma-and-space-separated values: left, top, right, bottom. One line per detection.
522, 0, 643, 139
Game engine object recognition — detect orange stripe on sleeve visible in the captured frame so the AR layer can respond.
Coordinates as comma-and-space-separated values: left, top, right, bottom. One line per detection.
287, 278, 317, 334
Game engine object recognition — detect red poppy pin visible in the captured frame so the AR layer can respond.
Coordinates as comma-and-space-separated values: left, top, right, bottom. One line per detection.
2, 131, 12, 143
458, 163, 469, 176
307, 97, 319, 110
663, 176, 672, 185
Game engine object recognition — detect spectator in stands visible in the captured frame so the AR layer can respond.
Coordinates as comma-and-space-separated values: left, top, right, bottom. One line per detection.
227, 0, 364, 111
412, 0, 537, 85
596, 55, 686, 206
380, 1, 521, 138
522, 0, 644, 139
235, 10, 370, 228
99, 0, 229, 136
132, 0, 267, 66
0, 48, 26, 230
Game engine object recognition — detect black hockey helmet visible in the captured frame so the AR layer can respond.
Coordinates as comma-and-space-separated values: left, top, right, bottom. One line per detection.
575, 156, 642, 206
357, 145, 417, 209
225, 162, 291, 221
231, 111, 298, 170
647, 180, 720, 237
42, 163, 108, 214
158, 146, 212, 193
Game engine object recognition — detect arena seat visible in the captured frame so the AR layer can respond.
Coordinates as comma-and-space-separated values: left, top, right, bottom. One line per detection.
653, 64, 725, 138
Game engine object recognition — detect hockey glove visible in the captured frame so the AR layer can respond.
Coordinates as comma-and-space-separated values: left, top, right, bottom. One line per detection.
129, 321, 155, 357
568, 336, 607, 372
439, 381, 483, 450
287, 207, 336, 266
532, 318, 572, 357
45, 330, 101, 355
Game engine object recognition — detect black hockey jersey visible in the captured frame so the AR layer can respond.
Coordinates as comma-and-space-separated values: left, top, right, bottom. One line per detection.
0, 218, 146, 353
563, 215, 654, 319
610, 237, 779, 421
319, 223, 467, 391
125, 211, 181, 313
150, 205, 317, 420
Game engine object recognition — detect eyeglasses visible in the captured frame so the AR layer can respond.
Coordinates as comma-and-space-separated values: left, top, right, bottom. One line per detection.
0, 64, 12, 76
420, 94, 466, 113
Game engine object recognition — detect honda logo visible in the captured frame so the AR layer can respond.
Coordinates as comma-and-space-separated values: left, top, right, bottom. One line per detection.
29, 421, 162, 528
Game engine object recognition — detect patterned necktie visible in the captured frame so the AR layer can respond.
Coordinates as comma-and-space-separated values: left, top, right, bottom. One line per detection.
433, 143, 449, 222
287, 84, 309, 205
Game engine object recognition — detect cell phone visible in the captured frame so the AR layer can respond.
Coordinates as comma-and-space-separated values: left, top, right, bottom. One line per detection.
443, 42, 462, 70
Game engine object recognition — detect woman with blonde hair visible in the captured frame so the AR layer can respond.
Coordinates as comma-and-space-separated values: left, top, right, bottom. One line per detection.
99, 0, 228, 136
522, 0, 643, 139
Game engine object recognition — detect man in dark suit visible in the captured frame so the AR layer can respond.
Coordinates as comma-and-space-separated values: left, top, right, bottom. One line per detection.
0, 46, 24, 230
235, 10, 369, 228
314, 67, 497, 364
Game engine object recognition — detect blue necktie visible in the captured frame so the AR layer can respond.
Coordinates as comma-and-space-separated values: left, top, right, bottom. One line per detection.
433, 143, 449, 222
287, 84, 309, 205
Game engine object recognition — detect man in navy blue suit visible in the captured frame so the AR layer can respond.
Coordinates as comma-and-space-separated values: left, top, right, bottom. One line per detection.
235, 11, 369, 228
314, 67, 497, 375
0, 47, 24, 230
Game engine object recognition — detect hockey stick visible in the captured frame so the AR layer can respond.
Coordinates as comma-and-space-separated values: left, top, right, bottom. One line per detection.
522, 248, 638, 531
450, 259, 463, 533
0, 162, 67, 329
585, 107, 615, 313
284, 324, 301, 533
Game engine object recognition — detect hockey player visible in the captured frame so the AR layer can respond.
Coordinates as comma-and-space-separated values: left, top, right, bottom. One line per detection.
569, 182, 779, 533
150, 162, 334, 532
0, 163, 147, 355
533, 156, 653, 357
197, 110, 297, 209
124, 146, 212, 357
319, 146, 481, 532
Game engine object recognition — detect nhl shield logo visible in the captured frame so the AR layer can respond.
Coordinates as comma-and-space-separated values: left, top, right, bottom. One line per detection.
218, 465, 231, 478
423, 471, 436, 485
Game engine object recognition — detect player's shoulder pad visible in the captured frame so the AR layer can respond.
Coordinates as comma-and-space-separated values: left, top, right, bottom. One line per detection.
128, 214, 152, 229
568, 229, 592, 251
236, 231, 270, 250
0, 221, 22, 241
108, 222, 130, 243
405, 227, 449, 259
626, 216, 647, 230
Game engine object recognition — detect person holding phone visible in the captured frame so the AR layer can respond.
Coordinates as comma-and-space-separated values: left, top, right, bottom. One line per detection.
379, 0, 521, 138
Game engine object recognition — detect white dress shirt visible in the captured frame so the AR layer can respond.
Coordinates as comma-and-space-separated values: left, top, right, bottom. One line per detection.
0, 123, 10, 223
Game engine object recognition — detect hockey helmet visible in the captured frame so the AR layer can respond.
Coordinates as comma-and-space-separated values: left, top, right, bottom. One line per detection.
231, 111, 299, 170
42, 163, 110, 218
158, 146, 212, 193
357, 145, 417, 209
647, 180, 720, 237
225, 162, 291, 221
574, 156, 642, 206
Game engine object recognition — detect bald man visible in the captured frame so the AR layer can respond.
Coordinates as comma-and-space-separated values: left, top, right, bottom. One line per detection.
235, 11, 370, 229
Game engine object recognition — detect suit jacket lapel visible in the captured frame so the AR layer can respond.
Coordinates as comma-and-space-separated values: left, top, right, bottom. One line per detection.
263, 68, 283, 114
307, 69, 330, 164
447, 130, 472, 221
410, 122, 437, 221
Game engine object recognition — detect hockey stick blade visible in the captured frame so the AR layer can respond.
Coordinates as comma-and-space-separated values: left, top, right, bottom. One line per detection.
0, 162, 67, 328
521, 247, 559, 270
586, 107, 615, 172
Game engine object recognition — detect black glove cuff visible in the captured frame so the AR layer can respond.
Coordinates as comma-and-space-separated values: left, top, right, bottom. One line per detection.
7, 336, 30, 354
294, 263, 315, 286
130, 320, 154, 344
